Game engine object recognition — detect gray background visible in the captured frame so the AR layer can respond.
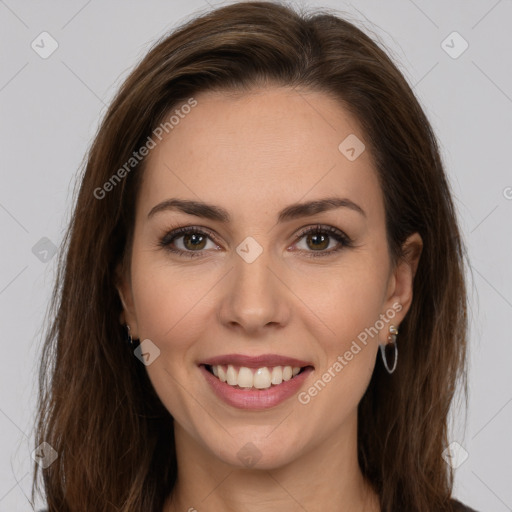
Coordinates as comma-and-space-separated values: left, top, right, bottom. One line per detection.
0, 0, 511, 510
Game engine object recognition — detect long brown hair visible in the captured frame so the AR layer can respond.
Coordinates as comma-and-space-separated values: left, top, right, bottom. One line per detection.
31, 2, 469, 511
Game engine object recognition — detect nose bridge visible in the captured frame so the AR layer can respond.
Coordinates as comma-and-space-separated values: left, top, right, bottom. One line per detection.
219, 238, 288, 331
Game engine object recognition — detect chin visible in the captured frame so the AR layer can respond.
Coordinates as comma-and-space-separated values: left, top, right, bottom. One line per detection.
207, 433, 304, 471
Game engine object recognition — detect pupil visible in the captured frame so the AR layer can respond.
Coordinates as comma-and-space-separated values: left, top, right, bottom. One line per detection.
185, 233, 206, 250
308, 233, 328, 250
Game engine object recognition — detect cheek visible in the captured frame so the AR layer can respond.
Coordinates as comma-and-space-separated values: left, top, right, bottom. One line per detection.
291, 260, 387, 350
130, 249, 214, 345
129, 257, 213, 423
294, 268, 385, 420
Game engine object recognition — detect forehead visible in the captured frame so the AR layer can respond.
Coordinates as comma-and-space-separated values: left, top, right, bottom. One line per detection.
138, 87, 383, 224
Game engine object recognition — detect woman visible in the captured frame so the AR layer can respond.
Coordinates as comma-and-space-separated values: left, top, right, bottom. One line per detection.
32, 2, 479, 511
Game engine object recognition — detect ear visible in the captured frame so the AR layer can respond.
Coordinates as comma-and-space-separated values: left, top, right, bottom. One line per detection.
381, 232, 423, 335
115, 261, 139, 338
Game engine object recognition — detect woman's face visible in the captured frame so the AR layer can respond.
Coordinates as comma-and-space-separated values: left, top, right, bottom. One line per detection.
117, 86, 421, 469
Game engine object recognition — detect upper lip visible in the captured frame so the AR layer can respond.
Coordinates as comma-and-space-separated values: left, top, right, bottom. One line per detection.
200, 353, 314, 369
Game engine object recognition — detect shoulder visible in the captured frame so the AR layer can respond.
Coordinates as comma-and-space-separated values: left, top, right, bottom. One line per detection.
451, 498, 481, 512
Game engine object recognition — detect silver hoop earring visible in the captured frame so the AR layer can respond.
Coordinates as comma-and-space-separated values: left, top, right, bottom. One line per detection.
380, 324, 398, 374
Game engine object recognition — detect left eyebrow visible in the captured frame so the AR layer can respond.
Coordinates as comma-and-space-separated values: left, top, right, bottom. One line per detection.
147, 197, 366, 222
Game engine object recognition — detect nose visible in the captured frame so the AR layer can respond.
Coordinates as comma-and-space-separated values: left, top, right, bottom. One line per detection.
217, 245, 290, 335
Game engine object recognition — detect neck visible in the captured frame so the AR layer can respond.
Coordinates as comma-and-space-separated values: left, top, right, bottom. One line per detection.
164, 413, 380, 512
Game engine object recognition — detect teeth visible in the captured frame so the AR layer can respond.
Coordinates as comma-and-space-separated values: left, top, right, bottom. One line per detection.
209, 364, 303, 389
226, 365, 238, 386
283, 366, 293, 381
271, 366, 282, 385
253, 367, 271, 389
238, 367, 253, 388
218, 365, 227, 382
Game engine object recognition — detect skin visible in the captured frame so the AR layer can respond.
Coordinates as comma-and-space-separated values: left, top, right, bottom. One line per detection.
116, 86, 422, 512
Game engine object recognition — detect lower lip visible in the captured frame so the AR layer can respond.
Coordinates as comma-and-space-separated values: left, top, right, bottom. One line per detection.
199, 364, 314, 410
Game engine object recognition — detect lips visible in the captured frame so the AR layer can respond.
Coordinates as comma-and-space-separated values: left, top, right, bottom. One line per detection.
200, 353, 314, 369
199, 363, 315, 409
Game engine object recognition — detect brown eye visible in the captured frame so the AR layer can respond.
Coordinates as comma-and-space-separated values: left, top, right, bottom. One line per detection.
182, 232, 207, 251
305, 232, 330, 251
293, 225, 352, 257
159, 226, 219, 258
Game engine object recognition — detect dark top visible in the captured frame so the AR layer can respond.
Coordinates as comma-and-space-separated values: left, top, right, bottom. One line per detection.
452, 498, 480, 511
38, 499, 480, 511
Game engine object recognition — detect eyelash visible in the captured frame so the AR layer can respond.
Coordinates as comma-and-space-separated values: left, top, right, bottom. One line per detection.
158, 224, 353, 259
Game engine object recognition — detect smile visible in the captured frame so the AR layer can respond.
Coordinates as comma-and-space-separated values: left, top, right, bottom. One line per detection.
199, 363, 315, 410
